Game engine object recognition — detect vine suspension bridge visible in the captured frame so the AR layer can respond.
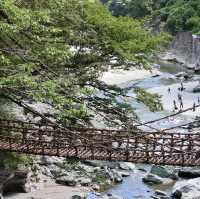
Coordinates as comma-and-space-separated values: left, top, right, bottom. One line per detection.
0, 103, 200, 167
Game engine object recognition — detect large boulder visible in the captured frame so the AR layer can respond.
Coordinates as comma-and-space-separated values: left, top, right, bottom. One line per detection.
175, 72, 192, 80
119, 162, 135, 171
150, 165, 177, 179
178, 169, 200, 179
143, 173, 175, 186
172, 177, 200, 199
118, 171, 130, 177
1, 170, 32, 194
155, 190, 168, 197
142, 174, 164, 185
105, 169, 123, 183
171, 190, 182, 199
112, 170, 123, 183
193, 85, 200, 93
72, 194, 84, 199
78, 177, 92, 187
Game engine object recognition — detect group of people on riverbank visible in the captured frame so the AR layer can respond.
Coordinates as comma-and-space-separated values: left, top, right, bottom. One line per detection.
168, 82, 200, 112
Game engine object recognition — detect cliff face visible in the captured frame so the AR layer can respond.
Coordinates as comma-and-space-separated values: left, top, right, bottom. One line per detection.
171, 32, 200, 67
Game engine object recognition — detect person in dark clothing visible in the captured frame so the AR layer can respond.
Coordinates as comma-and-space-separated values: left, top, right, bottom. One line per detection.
177, 93, 183, 109
173, 100, 178, 111
178, 93, 182, 102
193, 103, 196, 112
180, 82, 184, 91
180, 99, 183, 109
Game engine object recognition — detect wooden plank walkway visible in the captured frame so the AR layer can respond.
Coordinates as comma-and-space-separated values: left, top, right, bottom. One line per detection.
0, 119, 200, 166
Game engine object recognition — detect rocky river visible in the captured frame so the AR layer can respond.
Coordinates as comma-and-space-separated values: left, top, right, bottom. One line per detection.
87, 39, 200, 199
3, 32, 200, 199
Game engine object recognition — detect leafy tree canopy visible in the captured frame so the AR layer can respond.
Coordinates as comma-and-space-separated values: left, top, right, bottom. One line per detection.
102, 0, 200, 34
0, 0, 168, 129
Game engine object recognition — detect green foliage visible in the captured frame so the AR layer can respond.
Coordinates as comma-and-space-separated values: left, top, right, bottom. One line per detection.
94, 172, 113, 191
103, 0, 200, 34
86, 1, 170, 64
152, 0, 200, 34
135, 88, 163, 112
0, 152, 33, 169
0, 0, 169, 168
0, 0, 166, 128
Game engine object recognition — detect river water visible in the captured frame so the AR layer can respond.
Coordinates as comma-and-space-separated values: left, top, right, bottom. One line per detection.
92, 60, 200, 199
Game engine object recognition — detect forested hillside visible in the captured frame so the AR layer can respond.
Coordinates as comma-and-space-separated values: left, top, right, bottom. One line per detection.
102, 0, 200, 34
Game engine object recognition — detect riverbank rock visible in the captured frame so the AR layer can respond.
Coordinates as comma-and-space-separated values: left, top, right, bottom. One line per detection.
171, 190, 182, 199
118, 171, 130, 177
56, 176, 77, 187
92, 184, 100, 191
78, 178, 92, 186
193, 84, 200, 93
2, 170, 32, 194
142, 174, 164, 185
105, 168, 123, 183
155, 190, 168, 197
150, 166, 177, 180
72, 194, 85, 199
175, 72, 192, 80
172, 177, 200, 199
119, 162, 135, 171
178, 169, 200, 179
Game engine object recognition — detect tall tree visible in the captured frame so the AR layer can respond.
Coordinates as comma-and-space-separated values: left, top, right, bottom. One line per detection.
0, 0, 168, 128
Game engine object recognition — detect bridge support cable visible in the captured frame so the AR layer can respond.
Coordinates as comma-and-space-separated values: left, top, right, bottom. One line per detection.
134, 103, 200, 128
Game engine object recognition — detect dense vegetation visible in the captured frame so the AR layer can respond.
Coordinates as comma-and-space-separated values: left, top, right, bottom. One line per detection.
0, 0, 168, 168
0, 0, 167, 127
102, 0, 200, 34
